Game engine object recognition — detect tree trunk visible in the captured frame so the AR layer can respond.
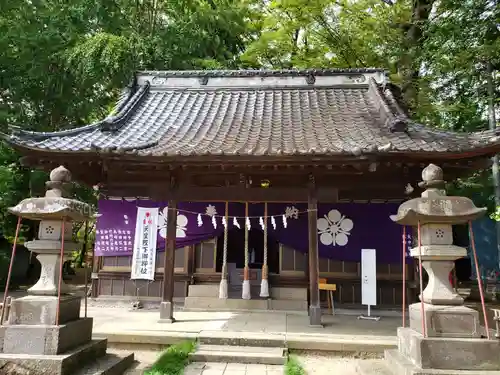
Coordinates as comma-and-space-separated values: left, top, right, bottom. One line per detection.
399, 0, 435, 114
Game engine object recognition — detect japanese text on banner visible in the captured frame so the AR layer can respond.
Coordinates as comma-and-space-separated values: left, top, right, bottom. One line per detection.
131, 207, 159, 280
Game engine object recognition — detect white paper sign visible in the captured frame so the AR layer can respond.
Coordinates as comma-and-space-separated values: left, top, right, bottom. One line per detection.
361, 249, 377, 306
131, 207, 159, 281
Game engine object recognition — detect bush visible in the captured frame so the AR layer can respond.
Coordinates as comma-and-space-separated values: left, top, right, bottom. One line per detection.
145, 341, 196, 375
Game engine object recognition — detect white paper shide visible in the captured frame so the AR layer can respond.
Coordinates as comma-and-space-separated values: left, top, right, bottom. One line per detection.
131, 207, 159, 281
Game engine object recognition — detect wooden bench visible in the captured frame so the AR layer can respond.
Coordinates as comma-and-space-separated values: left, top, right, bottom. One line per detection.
319, 278, 336, 315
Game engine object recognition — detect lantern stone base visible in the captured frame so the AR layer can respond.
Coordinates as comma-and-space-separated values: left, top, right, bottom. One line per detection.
397, 327, 500, 371
409, 303, 481, 338
0, 295, 134, 374
8, 295, 81, 326
3, 318, 93, 355
357, 328, 500, 375
0, 339, 134, 375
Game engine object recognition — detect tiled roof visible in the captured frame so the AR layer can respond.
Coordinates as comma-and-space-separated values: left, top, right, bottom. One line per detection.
4, 69, 500, 158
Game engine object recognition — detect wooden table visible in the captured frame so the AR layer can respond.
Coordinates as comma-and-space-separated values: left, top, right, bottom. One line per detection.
319, 279, 336, 315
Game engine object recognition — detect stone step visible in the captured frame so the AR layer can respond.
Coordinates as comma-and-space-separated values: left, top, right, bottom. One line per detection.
198, 331, 286, 348
74, 353, 135, 375
189, 344, 286, 365
0, 339, 108, 375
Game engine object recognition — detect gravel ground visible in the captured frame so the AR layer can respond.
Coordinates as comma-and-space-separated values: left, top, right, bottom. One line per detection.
293, 351, 384, 375
108, 347, 160, 374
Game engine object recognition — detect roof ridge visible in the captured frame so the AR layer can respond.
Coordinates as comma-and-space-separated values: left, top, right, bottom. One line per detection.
138, 68, 388, 78
100, 81, 150, 132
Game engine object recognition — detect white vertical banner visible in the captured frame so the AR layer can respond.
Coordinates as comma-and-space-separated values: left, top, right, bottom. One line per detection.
361, 248, 377, 306
131, 207, 159, 281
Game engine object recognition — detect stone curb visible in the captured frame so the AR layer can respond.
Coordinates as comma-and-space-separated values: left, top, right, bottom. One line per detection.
93, 330, 397, 353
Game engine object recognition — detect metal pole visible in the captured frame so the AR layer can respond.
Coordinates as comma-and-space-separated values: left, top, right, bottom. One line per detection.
0, 217, 22, 325
402, 226, 406, 327
469, 221, 491, 339
56, 218, 66, 326
417, 221, 427, 337
83, 221, 89, 318
487, 61, 500, 271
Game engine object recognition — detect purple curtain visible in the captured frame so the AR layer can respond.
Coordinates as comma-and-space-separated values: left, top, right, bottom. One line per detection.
94, 199, 411, 263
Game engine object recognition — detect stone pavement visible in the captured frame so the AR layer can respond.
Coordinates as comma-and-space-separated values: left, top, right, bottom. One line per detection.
87, 305, 399, 341
184, 362, 282, 375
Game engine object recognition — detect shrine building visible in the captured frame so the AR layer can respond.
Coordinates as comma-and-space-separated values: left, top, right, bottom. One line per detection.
4, 69, 500, 325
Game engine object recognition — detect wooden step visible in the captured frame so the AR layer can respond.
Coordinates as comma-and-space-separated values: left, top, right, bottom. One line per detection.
189, 344, 286, 365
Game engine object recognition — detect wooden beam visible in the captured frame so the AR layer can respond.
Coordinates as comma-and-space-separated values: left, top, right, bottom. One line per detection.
308, 175, 322, 326
160, 174, 177, 322
103, 185, 342, 202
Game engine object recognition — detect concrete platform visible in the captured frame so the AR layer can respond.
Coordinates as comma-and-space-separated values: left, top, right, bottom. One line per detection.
88, 307, 398, 353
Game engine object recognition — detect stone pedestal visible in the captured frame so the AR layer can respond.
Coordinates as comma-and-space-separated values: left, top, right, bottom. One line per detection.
3, 318, 93, 355
8, 295, 81, 326
397, 327, 500, 371
409, 303, 481, 338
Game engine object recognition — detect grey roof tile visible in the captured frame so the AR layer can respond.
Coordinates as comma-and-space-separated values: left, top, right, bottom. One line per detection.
5, 69, 500, 158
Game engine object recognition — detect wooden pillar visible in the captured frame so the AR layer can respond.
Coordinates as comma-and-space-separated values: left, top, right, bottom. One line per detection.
160, 199, 177, 322
308, 177, 322, 326
242, 202, 251, 299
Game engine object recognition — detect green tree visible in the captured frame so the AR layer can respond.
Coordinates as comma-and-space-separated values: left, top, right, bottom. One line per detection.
0, 0, 255, 240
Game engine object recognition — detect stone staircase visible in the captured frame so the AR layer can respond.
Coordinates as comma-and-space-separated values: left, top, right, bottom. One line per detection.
74, 346, 135, 375
189, 333, 287, 367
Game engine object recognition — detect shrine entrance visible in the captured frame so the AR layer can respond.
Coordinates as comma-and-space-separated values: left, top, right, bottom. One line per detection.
215, 228, 280, 297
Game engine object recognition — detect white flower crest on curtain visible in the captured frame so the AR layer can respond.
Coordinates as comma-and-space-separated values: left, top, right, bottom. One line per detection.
158, 207, 188, 238
317, 209, 353, 246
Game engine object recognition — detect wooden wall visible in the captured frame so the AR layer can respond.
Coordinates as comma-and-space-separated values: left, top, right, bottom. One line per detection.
94, 239, 415, 307
278, 244, 415, 307
95, 247, 189, 300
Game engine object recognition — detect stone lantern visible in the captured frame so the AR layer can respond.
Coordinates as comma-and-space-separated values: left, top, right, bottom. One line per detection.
358, 164, 500, 375
0, 166, 133, 374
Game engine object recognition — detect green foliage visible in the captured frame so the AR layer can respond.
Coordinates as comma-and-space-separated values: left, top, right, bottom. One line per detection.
285, 354, 307, 375
0, 247, 11, 285
145, 341, 196, 375
0, 0, 253, 243
491, 207, 500, 222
